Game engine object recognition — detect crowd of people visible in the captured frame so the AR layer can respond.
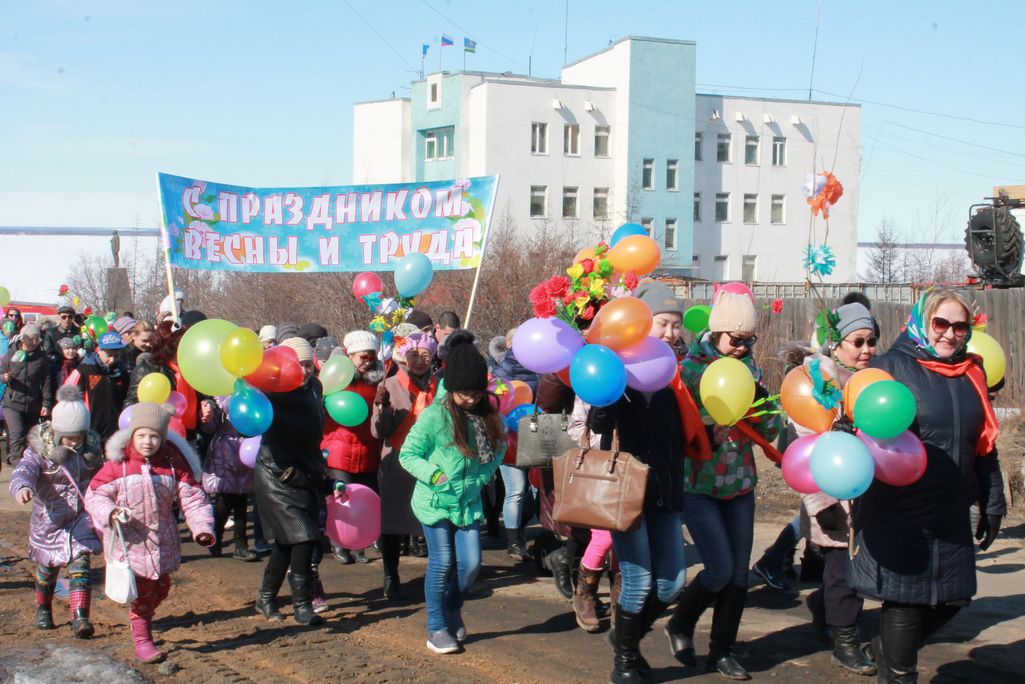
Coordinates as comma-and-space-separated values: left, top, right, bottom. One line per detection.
0, 283, 1007, 684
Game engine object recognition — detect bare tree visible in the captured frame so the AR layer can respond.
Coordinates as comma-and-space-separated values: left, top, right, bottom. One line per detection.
864, 218, 901, 283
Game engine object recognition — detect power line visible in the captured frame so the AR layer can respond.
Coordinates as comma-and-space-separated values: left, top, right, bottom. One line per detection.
814, 88, 1025, 132
340, 0, 418, 72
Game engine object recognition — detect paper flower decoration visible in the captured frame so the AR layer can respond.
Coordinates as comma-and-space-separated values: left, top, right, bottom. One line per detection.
803, 244, 836, 277
803, 172, 844, 219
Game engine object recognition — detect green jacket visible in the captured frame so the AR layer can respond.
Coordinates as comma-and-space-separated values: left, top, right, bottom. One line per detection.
398, 402, 504, 528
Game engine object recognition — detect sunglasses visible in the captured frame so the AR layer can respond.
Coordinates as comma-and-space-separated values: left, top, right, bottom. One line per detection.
845, 336, 878, 349
59, 314, 71, 319
727, 334, 757, 348
931, 317, 970, 337
7, 313, 17, 318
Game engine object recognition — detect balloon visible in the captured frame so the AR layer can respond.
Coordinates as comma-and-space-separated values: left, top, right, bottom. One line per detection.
239, 436, 261, 468
853, 380, 916, 440
699, 357, 755, 426
84, 315, 108, 339
586, 297, 652, 351
177, 319, 238, 397
607, 235, 660, 276
610, 223, 648, 247
326, 390, 370, 427
809, 431, 875, 500
117, 405, 134, 431
325, 484, 381, 550
966, 331, 1006, 388
352, 272, 385, 301
510, 380, 533, 407
619, 337, 677, 392
857, 429, 927, 487
683, 305, 711, 333
394, 252, 434, 297
104, 311, 117, 324
137, 373, 171, 404
781, 434, 821, 494
511, 317, 584, 374
245, 345, 305, 393
573, 245, 601, 264
219, 328, 264, 377
168, 416, 187, 439
716, 281, 756, 303
569, 344, 627, 408
504, 404, 541, 432
320, 355, 356, 396
488, 378, 516, 414
167, 391, 188, 418
842, 368, 894, 421
228, 381, 274, 437
780, 366, 839, 433
0, 286, 9, 307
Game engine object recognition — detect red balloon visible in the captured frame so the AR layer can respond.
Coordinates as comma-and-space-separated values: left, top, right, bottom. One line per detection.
245, 345, 304, 393
352, 272, 384, 301
168, 416, 187, 439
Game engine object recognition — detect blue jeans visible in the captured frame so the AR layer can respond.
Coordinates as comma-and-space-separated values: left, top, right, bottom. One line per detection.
499, 464, 532, 529
683, 491, 755, 592
760, 514, 800, 568
610, 509, 686, 614
421, 520, 481, 634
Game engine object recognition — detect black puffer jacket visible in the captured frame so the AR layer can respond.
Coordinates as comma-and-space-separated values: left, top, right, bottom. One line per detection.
850, 332, 1006, 605
0, 347, 54, 413
493, 347, 539, 395
123, 353, 175, 408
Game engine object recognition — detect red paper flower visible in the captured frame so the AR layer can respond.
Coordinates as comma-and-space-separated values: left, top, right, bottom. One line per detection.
580, 304, 597, 321
562, 291, 577, 305
580, 258, 594, 274
623, 272, 639, 290
83, 306, 93, 315
58, 284, 69, 295
771, 299, 784, 314
533, 297, 557, 318
545, 275, 570, 298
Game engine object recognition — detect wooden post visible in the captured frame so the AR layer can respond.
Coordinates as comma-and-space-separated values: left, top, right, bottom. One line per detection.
462, 175, 500, 329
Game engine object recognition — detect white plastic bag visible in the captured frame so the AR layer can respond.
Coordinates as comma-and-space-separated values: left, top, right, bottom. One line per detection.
104, 522, 137, 604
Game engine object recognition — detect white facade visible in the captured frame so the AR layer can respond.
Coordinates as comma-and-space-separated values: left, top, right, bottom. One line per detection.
352, 99, 411, 184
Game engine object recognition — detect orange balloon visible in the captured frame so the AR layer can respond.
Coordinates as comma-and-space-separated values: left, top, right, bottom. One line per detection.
585, 297, 653, 351
574, 245, 600, 264
607, 235, 660, 275
842, 368, 894, 421
510, 380, 533, 407
780, 366, 839, 433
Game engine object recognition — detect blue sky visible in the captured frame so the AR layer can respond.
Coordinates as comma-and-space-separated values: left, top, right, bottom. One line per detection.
3, 1, 1024, 302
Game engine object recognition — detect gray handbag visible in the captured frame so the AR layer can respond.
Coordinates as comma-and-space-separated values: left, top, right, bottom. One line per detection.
515, 405, 576, 468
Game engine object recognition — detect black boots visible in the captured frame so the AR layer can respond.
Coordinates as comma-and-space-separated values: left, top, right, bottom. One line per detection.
71, 608, 94, 639
288, 573, 324, 626
505, 528, 530, 561
35, 605, 55, 630
609, 607, 645, 684
831, 625, 876, 675
876, 604, 921, 683
665, 573, 719, 667
255, 589, 284, 620
383, 571, 403, 600
544, 546, 574, 600
707, 585, 750, 680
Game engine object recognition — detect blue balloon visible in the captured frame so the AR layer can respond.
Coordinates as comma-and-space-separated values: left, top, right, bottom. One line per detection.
569, 344, 627, 408
229, 382, 274, 437
504, 404, 543, 432
610, 223, 648, 247
809, 431, 875, 500
394, 252, 435, 297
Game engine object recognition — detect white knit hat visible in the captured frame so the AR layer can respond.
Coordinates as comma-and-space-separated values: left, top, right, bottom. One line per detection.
258, 325, 277, 343
343, 330, 377, 355
51, 385, 90, 438
279, 336, 314, 363
708, 290, 757, 334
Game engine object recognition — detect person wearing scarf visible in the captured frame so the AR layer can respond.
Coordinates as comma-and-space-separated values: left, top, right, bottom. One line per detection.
851, 289, 1005, 683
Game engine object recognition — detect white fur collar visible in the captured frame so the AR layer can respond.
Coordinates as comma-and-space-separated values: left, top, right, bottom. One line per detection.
104, 428, 203, 481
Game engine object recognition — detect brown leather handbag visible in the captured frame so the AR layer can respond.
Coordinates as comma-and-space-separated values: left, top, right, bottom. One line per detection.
551, 426, 649, 532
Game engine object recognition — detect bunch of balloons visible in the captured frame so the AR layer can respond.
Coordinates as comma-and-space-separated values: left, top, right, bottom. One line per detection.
321, 354, 367, 427
351, 253, 435, 333
488, 377, 537, 430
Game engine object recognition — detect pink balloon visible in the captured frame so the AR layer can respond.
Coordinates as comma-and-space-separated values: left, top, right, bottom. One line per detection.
857, 429, 927, 486
325, 484, 381, 550
167, 391, 188, 418
782, 434, 821, 494
488, 378, 516, 414
619, 336, 678, 392
352, 272, 384, 301
118, 404, 134, 431
239, 435, 261, 468
715, 281, 756, 304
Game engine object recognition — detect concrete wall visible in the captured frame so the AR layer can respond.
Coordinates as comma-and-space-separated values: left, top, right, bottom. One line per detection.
352, 99, 410, 184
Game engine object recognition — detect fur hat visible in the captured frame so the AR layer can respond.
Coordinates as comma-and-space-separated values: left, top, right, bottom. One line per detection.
708, 290, 757, 334
442, 330, 488, 392
633, 279, 684, 317
129, 402, 174, 440
343, 330, 378, 355
51, 385, 90, 438
280, 336, 314, 363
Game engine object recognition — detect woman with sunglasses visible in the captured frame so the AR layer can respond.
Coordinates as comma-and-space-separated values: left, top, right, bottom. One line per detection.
850, 290, 1005, 683
666, 288, 782, 680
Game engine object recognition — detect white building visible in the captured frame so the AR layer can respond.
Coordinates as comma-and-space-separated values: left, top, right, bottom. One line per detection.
353, 36, 860, 281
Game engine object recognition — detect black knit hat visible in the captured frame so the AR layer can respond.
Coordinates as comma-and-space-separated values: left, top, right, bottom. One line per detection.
442, 330, 488, 392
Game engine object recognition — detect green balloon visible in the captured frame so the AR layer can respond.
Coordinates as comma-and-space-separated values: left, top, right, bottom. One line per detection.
177, 319, 238, 397
853, 380, 916, 440
684, 305, 711, 333
325, 390, 369, 427
320, 356, 356, 396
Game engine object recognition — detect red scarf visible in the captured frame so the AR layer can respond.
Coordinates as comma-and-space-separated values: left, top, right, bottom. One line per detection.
735, 420, 784, 463
916, 355, 998, 456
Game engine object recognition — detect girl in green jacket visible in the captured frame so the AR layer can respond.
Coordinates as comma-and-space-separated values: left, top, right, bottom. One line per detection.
399, 331, 504, 655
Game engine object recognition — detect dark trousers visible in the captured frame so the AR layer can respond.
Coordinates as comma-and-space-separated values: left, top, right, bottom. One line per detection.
380, 533, 402, 580
213, 493, 249, 548
880, 601, 961, 676
262, 541, 316, 595
3, 407, 39, 463
821, 546, 862, 627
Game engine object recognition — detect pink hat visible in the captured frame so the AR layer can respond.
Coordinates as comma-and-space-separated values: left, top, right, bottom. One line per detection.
396, 332, 438, 358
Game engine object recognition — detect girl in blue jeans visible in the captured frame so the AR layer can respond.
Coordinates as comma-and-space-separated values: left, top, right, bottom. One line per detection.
399, 331, 504, 654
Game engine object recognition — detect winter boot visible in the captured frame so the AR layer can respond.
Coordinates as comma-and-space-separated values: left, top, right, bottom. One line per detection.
310, 565, 329, 614
288, 572, 324, 626
233, 531, 259, 562
69, 588, 94, 639
609, 569, 622, 627
130, 614, 165, 663
505, 528, 529, 561
665, 573, 719, 667
806, 589, 832, 644
334, 546, 355, 564
608, 607, 645, 684
35, 605, 55, 630
573, 563, 602, 632
831, 625, 876, 675
877, 604, 921, 683
255, 571, 285, 620
34, 580, 55, 630
383, 569, 403, 600
544, 546, 574, 600
706, 585, 750, 680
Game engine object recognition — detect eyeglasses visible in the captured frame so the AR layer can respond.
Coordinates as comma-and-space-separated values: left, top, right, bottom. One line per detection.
931, 317, 970, 337
727, 334, 757, 348
845, 336, 878, 349
7, 313, 17, 318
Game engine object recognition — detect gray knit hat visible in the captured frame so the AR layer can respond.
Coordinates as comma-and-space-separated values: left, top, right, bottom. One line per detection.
633, 280, 684, 317
51, 385, 90, 439
835, 303, 876, 341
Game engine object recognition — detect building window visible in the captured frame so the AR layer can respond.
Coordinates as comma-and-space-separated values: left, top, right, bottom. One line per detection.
772, 136, 787, 166
530, 185, 547, 217
666, 159, 678, 191
692, 255, 701, 267
694, 132, 703, 161
429, 83, 439, 107
641, 158, 654, 190
664, 218, 677, 251
716, 133, 731, 163
640, 217, 653, 234
424, 127, 454, 161
594, 126, 610, 157
743, 194, 758, 223
593, 187, 609, 219
562, 186, 579, 218
564, 124, 580, 155
742, 255, 757, 281
745, 135, 759, 165
771, 194, 785, 224
715, 192, 730, 222
531, 123, 548, 154
693, 193, 701, 222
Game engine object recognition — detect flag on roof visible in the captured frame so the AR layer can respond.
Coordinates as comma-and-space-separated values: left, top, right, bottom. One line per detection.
463, 37, 477, 53
441, 35, 453, 47
422, 43, 429, 57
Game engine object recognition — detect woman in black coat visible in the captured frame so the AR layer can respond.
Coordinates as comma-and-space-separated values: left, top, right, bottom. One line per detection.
851, 290, 1005, 683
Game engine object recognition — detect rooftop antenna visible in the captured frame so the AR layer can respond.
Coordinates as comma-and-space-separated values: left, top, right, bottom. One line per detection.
808, 0, 821, 101
528, 21, 538, 77
563, 0, 569, 65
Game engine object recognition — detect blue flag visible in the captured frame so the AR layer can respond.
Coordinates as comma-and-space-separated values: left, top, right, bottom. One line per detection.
463, 37, 476, 53
421, 43, 429, 57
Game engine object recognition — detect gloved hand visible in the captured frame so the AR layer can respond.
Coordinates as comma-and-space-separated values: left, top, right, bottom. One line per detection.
975, 513, 1002, 551
195, 532, 215, 547
816, 503, 847, 532
110, 507, 133, 525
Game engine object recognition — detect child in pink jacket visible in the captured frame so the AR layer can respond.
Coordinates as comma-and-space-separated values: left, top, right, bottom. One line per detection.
85, 402, 214, 664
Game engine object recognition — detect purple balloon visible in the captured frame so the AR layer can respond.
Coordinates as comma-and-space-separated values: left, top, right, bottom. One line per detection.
512, 316, 585, 374
619, 337, 678, 391
857, 429, 927, 487
118, 404, 134, 431
239, 435, 262, 468
325, 484, 382, 550
781, 433, 821, 494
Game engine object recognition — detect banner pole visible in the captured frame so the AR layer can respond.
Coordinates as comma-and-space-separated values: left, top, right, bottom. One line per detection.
462, 175, 500, 329
154, 174, 180, 322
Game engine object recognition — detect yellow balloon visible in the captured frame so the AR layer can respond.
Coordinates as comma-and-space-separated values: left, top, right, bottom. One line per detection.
138, 373, 172, 404
699, 357, 756, 426
967, 331, 1006, 388
0, 286, 10, 308
220, 328, 265, 377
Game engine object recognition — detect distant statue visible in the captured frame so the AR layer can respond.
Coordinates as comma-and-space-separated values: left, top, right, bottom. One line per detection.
110, 230, 121, 268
